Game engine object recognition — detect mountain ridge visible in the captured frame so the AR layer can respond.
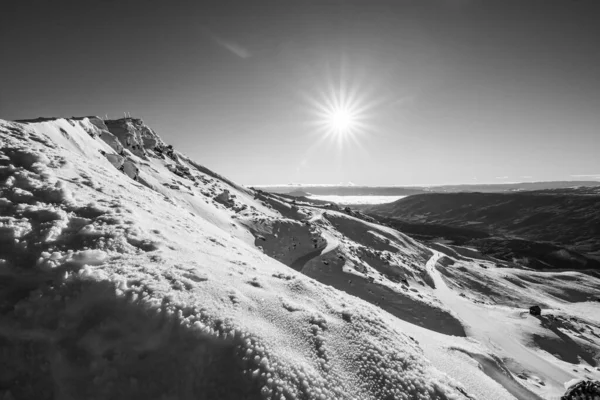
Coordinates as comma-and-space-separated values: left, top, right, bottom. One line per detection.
365, 190, 600, 269
257, 181, 600, 197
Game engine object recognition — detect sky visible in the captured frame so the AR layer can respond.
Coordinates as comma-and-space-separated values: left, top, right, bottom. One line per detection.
2, 0, 600, 186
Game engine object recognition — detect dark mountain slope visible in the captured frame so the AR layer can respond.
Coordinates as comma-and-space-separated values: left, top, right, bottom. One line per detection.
366, 189, 600, 269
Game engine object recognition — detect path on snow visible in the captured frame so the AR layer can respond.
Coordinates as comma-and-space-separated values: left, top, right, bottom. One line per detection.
426, 252, 567, 400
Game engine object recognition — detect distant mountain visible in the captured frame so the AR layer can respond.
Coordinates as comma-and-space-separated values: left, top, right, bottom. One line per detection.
423, 181, 600, 193
285, 189, 313, 197
366, 188, 600, 270
257, 185, 426, 196
257, 181, 600, 197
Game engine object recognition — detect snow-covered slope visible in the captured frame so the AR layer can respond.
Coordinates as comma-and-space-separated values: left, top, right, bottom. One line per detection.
1, 116, 598, 400
0, 117, 473, 400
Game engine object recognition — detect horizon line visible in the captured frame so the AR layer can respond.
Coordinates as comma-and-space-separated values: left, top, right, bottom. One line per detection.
249, 179, 600, 188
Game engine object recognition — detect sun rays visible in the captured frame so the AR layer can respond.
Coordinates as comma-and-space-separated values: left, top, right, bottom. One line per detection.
290, 60, 391, 184
307, 77, 376, 149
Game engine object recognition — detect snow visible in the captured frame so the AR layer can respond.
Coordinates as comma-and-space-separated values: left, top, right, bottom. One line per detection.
0, 117, 469, 400
1, 116, 598, 400
423, 252, 600, 399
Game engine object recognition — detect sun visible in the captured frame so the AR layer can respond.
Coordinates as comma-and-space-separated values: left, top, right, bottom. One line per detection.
309, 86, 370, 142
328, 108, 355, 134
301, 65, 382, 148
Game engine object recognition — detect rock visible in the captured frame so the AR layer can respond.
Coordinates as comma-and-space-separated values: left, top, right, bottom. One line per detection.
104, 117, 166, 159
529, 305, 542, 316
215, 190, 231, 204
561, 380, 600, 400
341, 311, 352, 322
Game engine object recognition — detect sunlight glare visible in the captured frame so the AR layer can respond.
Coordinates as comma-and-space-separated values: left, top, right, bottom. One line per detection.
309, 85, 371, 143
329, 108, 355, 134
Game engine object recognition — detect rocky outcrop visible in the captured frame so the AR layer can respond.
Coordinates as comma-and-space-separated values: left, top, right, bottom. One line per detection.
215, 189, 232, 204
104, 117, 166, 158
561, 380, 600, 399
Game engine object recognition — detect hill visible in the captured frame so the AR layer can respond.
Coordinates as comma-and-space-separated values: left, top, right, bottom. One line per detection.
1, 116, 599, 399
366, 190, 600, 270
257, 181, 600, 197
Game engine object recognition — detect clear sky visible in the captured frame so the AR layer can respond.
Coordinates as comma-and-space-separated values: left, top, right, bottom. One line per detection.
2, 0, 599, 186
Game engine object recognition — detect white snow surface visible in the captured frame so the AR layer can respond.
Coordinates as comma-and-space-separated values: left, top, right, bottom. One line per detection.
1, 117, 599, 400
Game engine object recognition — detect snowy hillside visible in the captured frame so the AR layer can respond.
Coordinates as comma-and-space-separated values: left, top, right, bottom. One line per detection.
1, 116, 599, 400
